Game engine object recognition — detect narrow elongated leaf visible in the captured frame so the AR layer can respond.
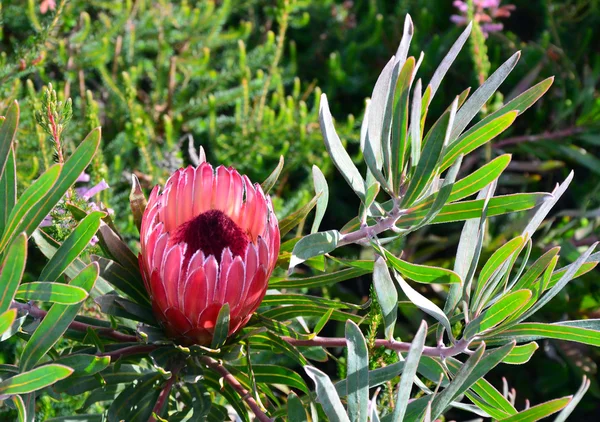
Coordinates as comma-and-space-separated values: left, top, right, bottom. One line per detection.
441, 111, 517, 171
0, 364, 73, 395
279, 195, 320, 238
251, 365, 309, 394
305, 366, 351, 422
287, 392, 309, 421
392, 57, 416, 191
503, 342, 539, 365
0, 309, 16, 337
546, 259, 598, 290
10, 394, 26, 422
270, 267, 371, 289
92, 256, 149, 305
0, 101, 19, 182
467, 77, 554, 139
320, 94, 365, 200
368, 56, 396, 173
39, 211, 104, 281
97, 224, 141, 279
445, 154, 510, 204
15, 282, 88, 304
381, 247, 461, 284
0, 148, 17, 237
392, 321, 427, 422
395, 15, 413, 65
487, 322, 600, 347
211, 304, 230, 349
409, 79, 423, 169
429, 23, 472, 97
261, 155, 284, 194
311, 165, 329, 234
431, 344, 485, 418
0, 233, 27, 314
261, 294, 361, 310
53, 354, 110, 377
107, 372, 162, 422
512, 247, 560, 291
402, 109, 451, 206
129, 174, 147, 232
395, 272, 453, 335
290, 230, 340, 270
450, 52, 520, 141
518, 243, 597, 322
345, 321, 368, 422
260, 305, 361, 324
498, 397, 570, 422
373, 256, 398, 339
464, 290, 531, 339
0, 165, 61, 253
398, 193, 548, 227
554, 377, 590, 422
1, 128, 101, 251
19, 264, 98, 371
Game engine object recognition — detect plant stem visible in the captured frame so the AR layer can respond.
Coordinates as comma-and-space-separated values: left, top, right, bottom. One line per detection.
149, 365, 182, 422
338, 206, 405, 247
495, 127, 585, 148
199, 356, 273, 422
98, 344, 158, 360
11, 301, 138, 343
282, 336, 471, 359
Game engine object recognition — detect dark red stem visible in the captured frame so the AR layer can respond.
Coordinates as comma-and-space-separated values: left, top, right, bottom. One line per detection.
149, 365, 182, 421
495, 127, 585, 148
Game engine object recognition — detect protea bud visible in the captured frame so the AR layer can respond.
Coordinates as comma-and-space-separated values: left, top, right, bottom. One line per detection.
139, 162, 280, 345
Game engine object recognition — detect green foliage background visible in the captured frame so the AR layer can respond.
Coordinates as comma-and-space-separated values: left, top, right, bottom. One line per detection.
1, 0, 600, 420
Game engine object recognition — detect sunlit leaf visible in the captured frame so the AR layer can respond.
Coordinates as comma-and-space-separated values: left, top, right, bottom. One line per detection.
0, 364, 73, 395
305, 366, 351, 422
0, 233, 27, 314
15, 282, 88, 304
497, 397, 570, 422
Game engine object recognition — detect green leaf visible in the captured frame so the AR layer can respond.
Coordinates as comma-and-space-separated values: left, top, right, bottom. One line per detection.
402, 108, 451, 207
554, 376, 590, 422
486, 322, 600, 347
279, 195, 320, 238
249, 331, 308, 366
97, 224, 142, 282
442, 111, 517, 171
287, 392, 309, 422
465, 376, 517, 417
428, 23, 472, 97
395, 272, 453, 336
290, 230, 340, 270
512, 247, 560, 292
305, 366, 351, 422
503, 342, 539, 365
409, 79, 423, 170
498, 397, 570, 422
251, 365, 309, 394
260, 305, 362, 324
270, 266, 371, 289
392, 57, 416, 191
0, 364, 73, 395
53, 354, 110, 377
546, 260, 598, 290
129, 174, 147, 233
345, 320, 368, 422
0, 165, 61, 253
471, 236, 526, 310
465, 290, 532, 339
392, 321, 427, 422
373, 256, 398, 339
0, 233, 27, 314
468, 77, 554, 141
107, 372, 162, 422
19, 264, 98, 371
314, 308, 334, 335
450, 52, 520, 141
431, 344, 485, 418
39, 211, 104, 281
211, 304, 230, 349
46, 416, 103, 422
0, 101, 19, 183
446, 154, 511, 203
398, 193, 548, 227
15, 282, 88, 304
0, 148, 17, 238
92, 256, 149, 305
94, 293, 155, 325
320, 94, 365, 200
0, 309, 16, 337
311, 165, 329, 234
380, 247, 461, 284
261, 155, 284, 194
261, 294, 361, 310
10, 394, 26, 422
1, 128, 101, 251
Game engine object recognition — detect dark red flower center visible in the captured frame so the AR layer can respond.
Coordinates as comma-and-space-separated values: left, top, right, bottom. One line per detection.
173, 210, 249, 263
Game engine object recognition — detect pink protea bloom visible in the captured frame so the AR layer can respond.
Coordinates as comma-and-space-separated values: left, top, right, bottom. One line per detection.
139, 162, 280, 345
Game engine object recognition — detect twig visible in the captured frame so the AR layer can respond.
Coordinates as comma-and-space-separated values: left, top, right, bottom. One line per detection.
199, 356, 273, 422
12, 301, 138, 343
338, 206, 406, 247
97, 344, 158, 360
149, 365, 182, 422
283, 336, 471, 359
495, 127, 585, 148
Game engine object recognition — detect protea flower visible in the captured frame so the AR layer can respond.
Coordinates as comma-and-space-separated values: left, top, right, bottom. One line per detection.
139, 162, 280, 345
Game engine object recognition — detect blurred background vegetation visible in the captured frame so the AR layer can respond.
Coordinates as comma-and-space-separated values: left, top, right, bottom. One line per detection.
1, 0, 599, 419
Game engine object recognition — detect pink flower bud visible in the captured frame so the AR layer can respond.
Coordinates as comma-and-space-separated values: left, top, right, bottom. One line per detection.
139, 163, 280, 345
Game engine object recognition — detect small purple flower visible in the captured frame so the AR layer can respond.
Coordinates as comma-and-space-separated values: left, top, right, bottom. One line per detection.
451, 0, 515, 37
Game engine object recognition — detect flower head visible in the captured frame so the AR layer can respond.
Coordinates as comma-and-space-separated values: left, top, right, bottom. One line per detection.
451, 0, 515, 37
139, 162, 280, 345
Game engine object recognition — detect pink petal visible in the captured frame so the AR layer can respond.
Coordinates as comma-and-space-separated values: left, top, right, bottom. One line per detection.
214, 166, 232, 214
215, 248, 233, 303
165, 307, 193, 334
150, 269, 169, 313
184, 267, 208, 320
197, 303, 221, 333
225, 256, 245, 314
162, 245, 183, 308
179, 166, 196, 226
227, 170, 244, 221
203, 255, 219, 305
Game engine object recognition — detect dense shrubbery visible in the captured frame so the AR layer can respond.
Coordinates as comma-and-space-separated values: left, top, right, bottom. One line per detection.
0, 0, 599, 420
